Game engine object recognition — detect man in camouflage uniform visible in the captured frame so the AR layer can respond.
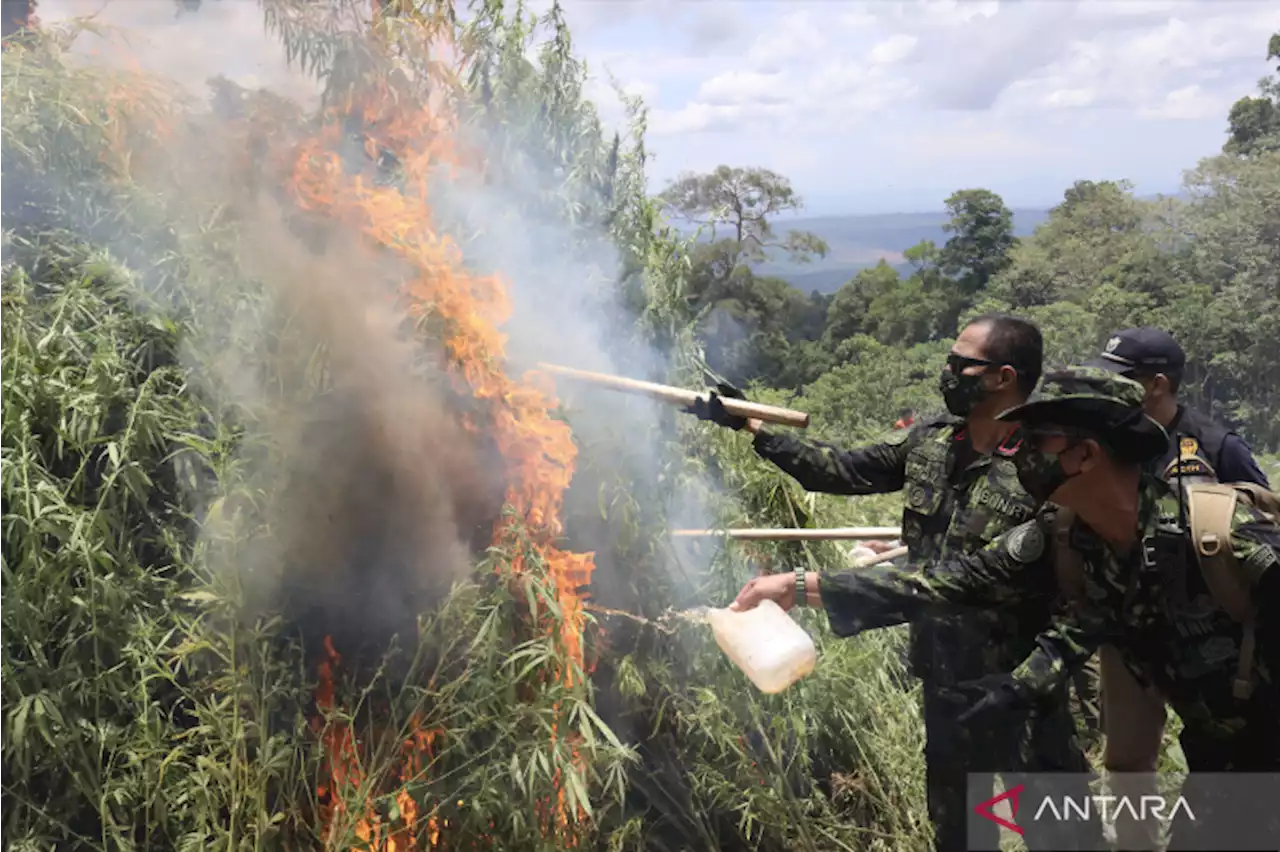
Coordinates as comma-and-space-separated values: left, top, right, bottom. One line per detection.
693, 314, 1091, 851
733, 368, 1280, 847
1078, 327, 1273, 848
962, 367, 1280, 847
767, 367, 1277, 843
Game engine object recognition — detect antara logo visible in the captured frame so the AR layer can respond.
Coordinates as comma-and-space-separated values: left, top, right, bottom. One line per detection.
975, 787, 1196, 837
975, 784, 1024, 835
1033, 795, 1195, 824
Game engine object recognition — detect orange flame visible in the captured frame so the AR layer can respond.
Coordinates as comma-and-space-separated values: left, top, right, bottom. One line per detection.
291, 19, 595, 849
313, 637, 442, 849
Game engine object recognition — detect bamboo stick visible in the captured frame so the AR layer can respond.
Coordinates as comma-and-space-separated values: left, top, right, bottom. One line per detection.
536, 362, 810, 429
671, 526, 902, 541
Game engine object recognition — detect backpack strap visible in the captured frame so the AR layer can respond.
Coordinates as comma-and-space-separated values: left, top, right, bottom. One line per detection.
1052, 506, 1087, 603
1185, 483, 1257, 700
1231, 482, 1280, 524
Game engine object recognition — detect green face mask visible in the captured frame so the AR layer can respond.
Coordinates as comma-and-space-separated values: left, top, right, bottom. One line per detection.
939, 352, 1002, 417
938, 367, 987, 417
1014, 446, 1080, 504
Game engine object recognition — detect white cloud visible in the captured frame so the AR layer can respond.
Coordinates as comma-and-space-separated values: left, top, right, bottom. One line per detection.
1042, 87, 1097, 110
696, 71, 789, 107
557, 0, 1277, 210
904, 126, 1061, 164
43, 0, 1274, 214
745, 9, 831, 70
651, 102, 754, 136
868, 34, 918, 66
1140, 84, 1226, 121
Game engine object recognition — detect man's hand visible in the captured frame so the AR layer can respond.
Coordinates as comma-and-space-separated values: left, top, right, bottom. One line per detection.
946, 673, 1037, 725
686, 383, 761, 432
864, 539, 896, 555
730, 572, 797, 612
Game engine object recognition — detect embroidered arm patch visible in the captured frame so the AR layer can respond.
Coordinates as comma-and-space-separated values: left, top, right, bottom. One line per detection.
1004, 519, 1046, 564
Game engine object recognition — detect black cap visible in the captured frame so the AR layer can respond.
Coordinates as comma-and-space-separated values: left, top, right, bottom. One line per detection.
1082, 327, 1185, 376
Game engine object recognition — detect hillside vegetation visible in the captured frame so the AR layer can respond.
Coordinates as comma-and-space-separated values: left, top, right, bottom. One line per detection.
1, 4, 1277, 852
658, 47, 1280, 449
753, 208, 1050, 294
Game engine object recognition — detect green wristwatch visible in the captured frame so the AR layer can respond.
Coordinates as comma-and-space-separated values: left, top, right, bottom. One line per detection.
793, 567, 807, 608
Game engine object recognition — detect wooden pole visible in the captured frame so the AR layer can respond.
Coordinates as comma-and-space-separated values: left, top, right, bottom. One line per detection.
537, 362, 810, 429
671, 526, 902, 541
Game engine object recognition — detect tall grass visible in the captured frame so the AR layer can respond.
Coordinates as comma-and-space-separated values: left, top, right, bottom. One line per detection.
2, 9, 934, 851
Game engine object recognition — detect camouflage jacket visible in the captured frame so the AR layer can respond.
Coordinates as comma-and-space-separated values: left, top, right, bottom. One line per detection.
753, 417, 1039, 684
814, 513, 1066, 693
867, 473, 1280, 734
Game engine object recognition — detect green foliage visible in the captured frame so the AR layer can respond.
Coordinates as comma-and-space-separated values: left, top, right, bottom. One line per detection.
655, 165, 834, 389
798, 338, 950, 445
989, 180, 1170, 309
659, 165, 828, 266
3, 7, 937, 852
1225, 30, 1280, 157
939, 189, 1016, 300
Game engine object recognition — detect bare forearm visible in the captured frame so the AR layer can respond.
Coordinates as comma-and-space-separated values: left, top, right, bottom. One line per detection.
803, 571, 822, 608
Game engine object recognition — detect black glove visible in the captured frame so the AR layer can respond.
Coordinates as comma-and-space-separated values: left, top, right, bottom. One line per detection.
946, 673, 1038, 726
685, 382, 749, 431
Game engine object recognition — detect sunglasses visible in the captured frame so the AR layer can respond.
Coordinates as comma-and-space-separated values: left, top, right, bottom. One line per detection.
952, 350, 1018, 373
946, 352, 998, 374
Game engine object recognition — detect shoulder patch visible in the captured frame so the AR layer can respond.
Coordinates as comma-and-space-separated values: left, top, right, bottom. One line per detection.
1005, 520, 1046, 564
1243, 543, 1278, 583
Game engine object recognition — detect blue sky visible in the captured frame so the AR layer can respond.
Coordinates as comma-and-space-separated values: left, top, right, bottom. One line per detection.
41, 0, 1280, 217
538, 0, 1280, 215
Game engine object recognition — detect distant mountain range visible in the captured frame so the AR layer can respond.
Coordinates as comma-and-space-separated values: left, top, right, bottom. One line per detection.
704, 208, 1051, 295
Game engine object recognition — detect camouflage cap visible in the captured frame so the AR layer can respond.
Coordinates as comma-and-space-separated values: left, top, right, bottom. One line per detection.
996, 366, 1170, 463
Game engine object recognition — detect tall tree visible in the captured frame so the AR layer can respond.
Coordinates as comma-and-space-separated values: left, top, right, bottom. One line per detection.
939, 188, 1016, 295
1225, 31, 1280, 157
659, 165, 828, 267
822, 260, 900, 347
989, 179, 1170, 309
656, 165, 830, 386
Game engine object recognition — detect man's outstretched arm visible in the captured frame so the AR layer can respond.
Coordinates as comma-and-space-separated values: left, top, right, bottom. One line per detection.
810, 518, 1055, 636
749, 423, 918, 496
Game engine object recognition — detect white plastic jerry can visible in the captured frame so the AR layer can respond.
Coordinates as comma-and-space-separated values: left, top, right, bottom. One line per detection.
706, 599, 817, 694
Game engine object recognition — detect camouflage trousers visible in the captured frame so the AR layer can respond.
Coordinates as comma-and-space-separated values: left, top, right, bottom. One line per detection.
923, 682, 1096, 851
1069, 651, 1103, 748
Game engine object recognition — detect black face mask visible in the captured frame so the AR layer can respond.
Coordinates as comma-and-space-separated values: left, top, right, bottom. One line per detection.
940, 352, 1006, 417
939, 367, 988, 417
1014, 446, 1080, 504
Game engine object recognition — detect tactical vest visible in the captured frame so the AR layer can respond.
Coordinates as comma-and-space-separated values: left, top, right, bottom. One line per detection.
900, 422, 956, 550
1183, 482, 1279, 698
900, 422, 957, 678
901, 418, 1035, 680
1054, 483, 1280, 700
